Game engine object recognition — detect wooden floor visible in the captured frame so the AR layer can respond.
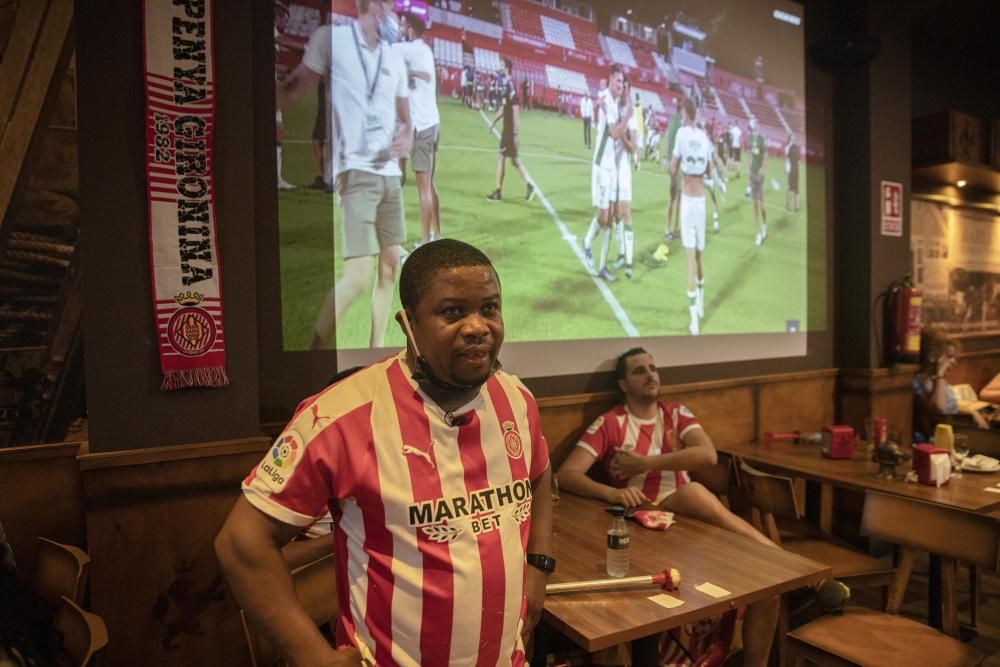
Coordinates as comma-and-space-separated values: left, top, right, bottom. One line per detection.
846, 552, 1000, 665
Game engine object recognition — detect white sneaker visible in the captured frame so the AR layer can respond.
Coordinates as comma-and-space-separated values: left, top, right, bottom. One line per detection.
755, 232, 763, 246
278, 179, 296, 191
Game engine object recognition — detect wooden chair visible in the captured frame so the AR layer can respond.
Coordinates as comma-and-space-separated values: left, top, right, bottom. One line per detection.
690, 451, 735, 509
54, 595, 109, 667
785, 491, 996, 665
34, 537, 90, 607
241, 553, 339, 666
737, 460, 897, 666
736, 461, 896, 592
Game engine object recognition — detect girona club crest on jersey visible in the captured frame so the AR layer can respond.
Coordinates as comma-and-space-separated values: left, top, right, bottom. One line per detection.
502, 420, 523, 459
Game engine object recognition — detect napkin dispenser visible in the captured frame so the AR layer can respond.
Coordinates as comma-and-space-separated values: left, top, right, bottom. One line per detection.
822, 425, 854, 459
912, 444, 951, 486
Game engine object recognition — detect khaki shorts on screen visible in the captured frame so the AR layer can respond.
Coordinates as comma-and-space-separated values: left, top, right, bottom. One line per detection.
411, 125, 439, 173
750, 170, 765, 202
338, 169, 405, 259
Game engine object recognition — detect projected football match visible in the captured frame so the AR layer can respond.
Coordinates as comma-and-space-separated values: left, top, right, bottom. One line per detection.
272, 0, 823, 372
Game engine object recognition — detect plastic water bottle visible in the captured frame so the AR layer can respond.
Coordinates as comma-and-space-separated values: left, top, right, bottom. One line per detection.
606, 507, 630, 577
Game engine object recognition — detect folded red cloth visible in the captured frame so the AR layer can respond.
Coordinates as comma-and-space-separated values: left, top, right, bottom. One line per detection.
632, 510, 675, 530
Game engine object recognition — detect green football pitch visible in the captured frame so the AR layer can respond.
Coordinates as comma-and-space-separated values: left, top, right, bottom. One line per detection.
276, 95, 823, 351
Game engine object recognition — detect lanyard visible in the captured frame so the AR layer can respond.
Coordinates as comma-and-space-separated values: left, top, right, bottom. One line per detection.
352, 24, 383, 104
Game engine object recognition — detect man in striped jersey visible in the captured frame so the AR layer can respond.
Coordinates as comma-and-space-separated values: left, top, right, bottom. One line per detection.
557, 347, 779, 667
216, 239, 554, 666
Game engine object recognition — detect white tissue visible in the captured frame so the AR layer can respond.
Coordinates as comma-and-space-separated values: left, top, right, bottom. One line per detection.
930, 452, 951, 487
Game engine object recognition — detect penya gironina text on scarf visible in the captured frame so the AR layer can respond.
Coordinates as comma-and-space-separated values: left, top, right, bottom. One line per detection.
143, 0, 229, 389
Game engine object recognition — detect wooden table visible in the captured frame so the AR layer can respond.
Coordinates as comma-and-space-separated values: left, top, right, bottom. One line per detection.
718, 440, 1000, 530
544, 494, 831, 652
717, 439, 1000, 636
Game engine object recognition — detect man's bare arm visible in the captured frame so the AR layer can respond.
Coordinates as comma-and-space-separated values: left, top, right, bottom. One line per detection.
389, 96, 414, 158
280, 63, 321, 109
523, 464, 553, 641
558, 447, 649, 507
611, 427, 717, 479
215, 498, 358, 665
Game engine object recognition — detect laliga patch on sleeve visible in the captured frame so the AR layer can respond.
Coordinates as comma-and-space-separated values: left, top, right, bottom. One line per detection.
695, 582, 732, 598
586, 415, 604, 434
648, 593, 684, 609
258, 430, 304, 491
679, 405, 694, 418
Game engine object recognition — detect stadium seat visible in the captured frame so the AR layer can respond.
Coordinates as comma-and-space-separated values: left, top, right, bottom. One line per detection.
545, 65, 589, 95
474, 47, 502, 74
540, 15, 576, 51
600, 35, 637, 69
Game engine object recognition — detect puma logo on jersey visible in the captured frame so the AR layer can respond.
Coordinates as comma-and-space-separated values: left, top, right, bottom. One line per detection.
402, 442, 436, 468
310, 404, 330, 430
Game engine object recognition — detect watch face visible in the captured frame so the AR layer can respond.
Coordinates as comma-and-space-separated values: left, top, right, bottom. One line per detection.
528, 554, 555, 573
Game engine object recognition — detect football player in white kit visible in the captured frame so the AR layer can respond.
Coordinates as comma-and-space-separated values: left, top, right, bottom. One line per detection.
583, 65, 627, 281
611, 77, 639, 278
670, 98, 715, 335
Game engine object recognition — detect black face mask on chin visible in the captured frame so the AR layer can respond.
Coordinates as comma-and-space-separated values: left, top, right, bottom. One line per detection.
398, 309, 501, 395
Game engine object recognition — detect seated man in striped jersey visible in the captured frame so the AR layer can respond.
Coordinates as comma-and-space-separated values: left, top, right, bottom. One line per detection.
558, 347, 778, 667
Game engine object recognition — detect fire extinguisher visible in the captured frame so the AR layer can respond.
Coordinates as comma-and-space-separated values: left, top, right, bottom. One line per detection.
883, 277, 922, 363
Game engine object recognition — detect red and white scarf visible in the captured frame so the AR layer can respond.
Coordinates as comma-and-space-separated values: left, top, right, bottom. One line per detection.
143, 0, 229, 389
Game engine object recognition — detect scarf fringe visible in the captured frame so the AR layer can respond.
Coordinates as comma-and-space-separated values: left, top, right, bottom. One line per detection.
161, 366, 230, 391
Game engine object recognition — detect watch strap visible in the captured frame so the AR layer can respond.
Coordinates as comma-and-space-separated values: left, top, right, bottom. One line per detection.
526, 553, 556, 573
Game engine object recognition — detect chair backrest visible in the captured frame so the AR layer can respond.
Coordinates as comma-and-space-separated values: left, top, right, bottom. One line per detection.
862, 491, 1000, 571
737, 460, 804, 520
53, 595, 108, 667
242, 553, 339, 666
690, 452, 734, 501
34, 537, 90, 607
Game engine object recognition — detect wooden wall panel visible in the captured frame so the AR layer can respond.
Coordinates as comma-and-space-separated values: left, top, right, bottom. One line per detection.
0, 442, 84, 580
79, 437, 269, 667
838, 366, 919, 445
671, 386, 755, 448
757, 373, 837, 442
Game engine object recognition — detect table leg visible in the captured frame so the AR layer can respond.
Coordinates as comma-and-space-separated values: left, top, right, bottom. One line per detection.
941, 558, 958, 638
928, 554, 942, 629
819, 484, 833, 534
886, 547, 914, 614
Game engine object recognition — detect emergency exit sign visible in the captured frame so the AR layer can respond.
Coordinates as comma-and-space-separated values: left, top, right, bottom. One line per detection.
880, 180, 903, 237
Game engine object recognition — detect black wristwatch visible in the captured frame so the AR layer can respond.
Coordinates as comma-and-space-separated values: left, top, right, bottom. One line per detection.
526, 553, 556, 574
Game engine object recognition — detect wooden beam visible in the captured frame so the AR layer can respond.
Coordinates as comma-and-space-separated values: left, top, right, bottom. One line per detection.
0, 0, 74, 234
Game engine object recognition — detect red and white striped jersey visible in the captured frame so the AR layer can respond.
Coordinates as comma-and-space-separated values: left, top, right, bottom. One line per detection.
243, 353, 549, 667
576, 402, 702, 504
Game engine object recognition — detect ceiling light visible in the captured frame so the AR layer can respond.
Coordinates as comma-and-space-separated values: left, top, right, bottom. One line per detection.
956, 180, 967, 188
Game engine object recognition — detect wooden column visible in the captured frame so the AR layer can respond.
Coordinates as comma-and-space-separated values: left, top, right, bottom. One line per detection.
838, 365, 919, 445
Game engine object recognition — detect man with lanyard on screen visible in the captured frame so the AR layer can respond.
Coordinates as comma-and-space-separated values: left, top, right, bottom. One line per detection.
558, 347, 779, 667
216, 239, 554, 666
280, 0, 412, 350
670, 98, 714, 335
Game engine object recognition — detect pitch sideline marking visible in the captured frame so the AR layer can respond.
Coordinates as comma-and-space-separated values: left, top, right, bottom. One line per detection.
477, 109, 639, 338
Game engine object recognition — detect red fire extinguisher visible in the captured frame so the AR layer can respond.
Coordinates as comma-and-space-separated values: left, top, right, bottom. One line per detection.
888, 279, 922, 362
